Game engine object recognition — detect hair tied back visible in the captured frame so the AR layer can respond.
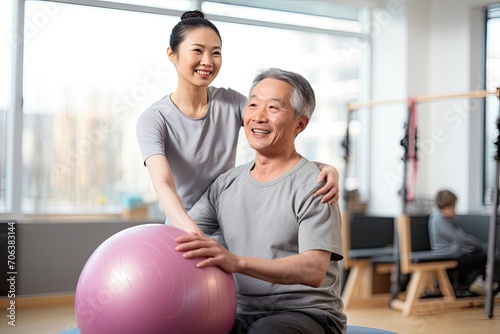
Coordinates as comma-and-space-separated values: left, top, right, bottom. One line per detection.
181, 10, 205, 20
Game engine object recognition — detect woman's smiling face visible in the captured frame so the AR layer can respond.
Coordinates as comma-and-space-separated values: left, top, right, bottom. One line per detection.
168, 27, 222, 88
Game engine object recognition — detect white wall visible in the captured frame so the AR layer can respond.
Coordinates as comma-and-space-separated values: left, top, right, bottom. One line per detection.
368, 0, 493, 215
368, 0, 408, 215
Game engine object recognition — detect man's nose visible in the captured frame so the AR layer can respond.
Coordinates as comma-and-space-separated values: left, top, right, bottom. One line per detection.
252, 108, 267, 122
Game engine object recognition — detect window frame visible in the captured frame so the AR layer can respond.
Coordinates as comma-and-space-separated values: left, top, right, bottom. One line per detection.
4, 0, 370, 218
482, 3, 500, 205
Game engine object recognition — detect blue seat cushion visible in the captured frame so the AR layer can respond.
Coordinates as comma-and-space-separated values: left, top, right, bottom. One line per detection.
59, 329, 79, 334
63, 325, 397, 334
349, 248, 394, 260
347, 325, 397, 334
410, 251, 458, 264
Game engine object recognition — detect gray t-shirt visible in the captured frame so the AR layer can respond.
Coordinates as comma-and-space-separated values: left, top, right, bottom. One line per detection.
136, 87, 247, 210
189, 157, 346, 333
428, 210, 486, 257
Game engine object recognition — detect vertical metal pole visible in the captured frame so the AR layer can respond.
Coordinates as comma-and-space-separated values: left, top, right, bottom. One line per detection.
485, 87, 500, 318
6, 0, 25, 218
400, 100, 411, 214
392, 100, 412, 302
341, 109, 351, 207
339, 108, 351, 292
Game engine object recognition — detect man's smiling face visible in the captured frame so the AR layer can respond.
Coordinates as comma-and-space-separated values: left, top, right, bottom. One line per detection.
244, 78, 308, 156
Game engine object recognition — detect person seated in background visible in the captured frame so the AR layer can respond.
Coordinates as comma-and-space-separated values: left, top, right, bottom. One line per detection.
175, 68, 346, 334
428, 189, 499, 296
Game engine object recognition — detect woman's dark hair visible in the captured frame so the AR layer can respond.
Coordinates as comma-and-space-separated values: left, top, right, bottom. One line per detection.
169, 10, 222, 53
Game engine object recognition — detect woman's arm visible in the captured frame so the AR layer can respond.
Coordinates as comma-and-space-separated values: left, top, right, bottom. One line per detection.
145, 154, 204, 235
313, 162, 340, 204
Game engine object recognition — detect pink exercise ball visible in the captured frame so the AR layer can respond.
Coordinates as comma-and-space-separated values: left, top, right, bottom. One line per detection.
74, 224, 237, 334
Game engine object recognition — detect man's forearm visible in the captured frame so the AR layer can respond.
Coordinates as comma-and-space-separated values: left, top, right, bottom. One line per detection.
236, 251, 330, 288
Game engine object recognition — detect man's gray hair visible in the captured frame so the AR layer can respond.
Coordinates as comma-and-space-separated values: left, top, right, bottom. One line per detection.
249, 68, 316, 118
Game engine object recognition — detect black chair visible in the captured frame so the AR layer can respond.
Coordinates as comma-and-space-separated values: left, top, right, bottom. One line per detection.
341, 213, 395, 308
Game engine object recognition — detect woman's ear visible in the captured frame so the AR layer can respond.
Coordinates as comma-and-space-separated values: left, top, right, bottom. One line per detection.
167, 46, 176, 63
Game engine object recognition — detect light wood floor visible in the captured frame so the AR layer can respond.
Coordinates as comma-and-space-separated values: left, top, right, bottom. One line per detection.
1, 295, 499, 334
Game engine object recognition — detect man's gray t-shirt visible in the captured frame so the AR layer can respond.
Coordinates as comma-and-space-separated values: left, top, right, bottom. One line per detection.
189, 157, 346, 333
136, 87, 247, 210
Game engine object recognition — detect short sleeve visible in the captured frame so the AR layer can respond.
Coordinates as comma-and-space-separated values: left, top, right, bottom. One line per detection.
136, 108, 166, 166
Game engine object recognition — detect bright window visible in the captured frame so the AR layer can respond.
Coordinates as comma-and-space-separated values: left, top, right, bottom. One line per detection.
483, 4, 500, 204
0, 0, 12, 212
95, 0, 196, 11
22, 2, 176, 213
12, 0, 369, 216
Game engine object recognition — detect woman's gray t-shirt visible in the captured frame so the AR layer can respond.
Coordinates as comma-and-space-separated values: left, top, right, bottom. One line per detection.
136, 87, 247, 210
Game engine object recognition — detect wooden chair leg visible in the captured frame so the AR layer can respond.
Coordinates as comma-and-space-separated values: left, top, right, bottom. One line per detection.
343, 260, 391, 308
342, 261, 372, 308
401, 270, 429, 316
390, 267, 487, 317
436, 269, 457, 301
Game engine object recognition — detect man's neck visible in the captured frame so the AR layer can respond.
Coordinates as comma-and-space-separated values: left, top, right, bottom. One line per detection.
250, 151, 301, 182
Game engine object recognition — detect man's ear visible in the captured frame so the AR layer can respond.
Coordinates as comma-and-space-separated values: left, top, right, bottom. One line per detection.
295, 117, 309, 135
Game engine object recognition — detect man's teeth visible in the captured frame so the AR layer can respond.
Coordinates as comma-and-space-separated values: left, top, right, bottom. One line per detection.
252, 129, 270, 134
197, 70, 211, 75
